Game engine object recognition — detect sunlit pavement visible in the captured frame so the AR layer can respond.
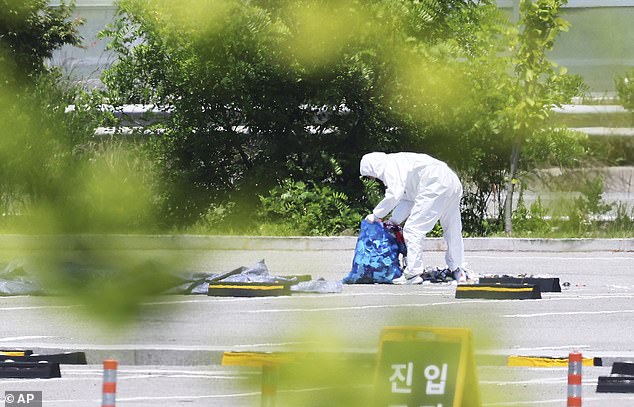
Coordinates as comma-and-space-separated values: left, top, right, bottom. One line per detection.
0, 239, 633, 406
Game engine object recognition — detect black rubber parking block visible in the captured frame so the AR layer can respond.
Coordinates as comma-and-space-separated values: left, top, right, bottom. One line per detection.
456, 283, 541, 300
596, 376, 634, 393
0, 361, 61, 379
611, 362, 634, 376
1, 352, 86, 365
208, 281, 291, 297
479, 277, 561, 292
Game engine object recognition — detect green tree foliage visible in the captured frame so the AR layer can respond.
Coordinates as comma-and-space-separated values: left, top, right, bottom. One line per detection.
101, 0, 507, 230
100, 0, 586, 234
497, 0, 584, 235
0, 0, 81, 84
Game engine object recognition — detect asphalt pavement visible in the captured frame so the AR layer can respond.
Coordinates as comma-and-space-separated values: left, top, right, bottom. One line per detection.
0, 236, 633, 406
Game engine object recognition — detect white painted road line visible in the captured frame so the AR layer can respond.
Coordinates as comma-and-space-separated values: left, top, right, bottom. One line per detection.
504, 309, 634, 318
0, 335, 56, 342
468, 255, 634, 261
0, 304, 80, 311
483, 395, 634, 406
41, 392, 261, 404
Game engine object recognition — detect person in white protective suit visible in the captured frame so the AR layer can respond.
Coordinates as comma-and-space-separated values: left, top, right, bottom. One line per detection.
359, 152, 467, 284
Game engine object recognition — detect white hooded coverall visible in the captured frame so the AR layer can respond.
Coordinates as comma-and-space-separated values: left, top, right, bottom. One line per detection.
360, 152, 464, 275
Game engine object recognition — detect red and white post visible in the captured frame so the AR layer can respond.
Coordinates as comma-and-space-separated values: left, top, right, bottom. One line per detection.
567, 352, 582, 407
102, 359, 118, 407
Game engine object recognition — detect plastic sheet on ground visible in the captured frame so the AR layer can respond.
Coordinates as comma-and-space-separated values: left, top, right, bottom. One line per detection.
0, 260, 43, 296
290, 278, 343, 294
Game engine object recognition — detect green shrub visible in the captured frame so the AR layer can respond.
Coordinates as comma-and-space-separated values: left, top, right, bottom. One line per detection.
461, 189, 502, 237
258, 179, 362, 236
616, 69, 634, 110
184, 202, 239, 234
512, 195, 551, 236
606, 203, 634, 236
548, 176, 613, 236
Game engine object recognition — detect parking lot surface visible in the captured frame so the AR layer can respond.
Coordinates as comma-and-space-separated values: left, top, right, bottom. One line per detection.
1, 242, 633, 406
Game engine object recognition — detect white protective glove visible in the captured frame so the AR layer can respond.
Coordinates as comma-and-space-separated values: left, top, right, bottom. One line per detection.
365, 213, 377, 223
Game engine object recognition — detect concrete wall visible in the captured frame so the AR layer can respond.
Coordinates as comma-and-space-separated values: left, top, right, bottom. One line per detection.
49, 0, 117, 88
51, 0, 634, 93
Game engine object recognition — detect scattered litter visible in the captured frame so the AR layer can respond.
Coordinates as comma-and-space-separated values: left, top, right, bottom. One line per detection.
0, 260, 43, 296
395, 267, 479, 285
342, 221, 483, 286
169, 260, 341, 295
290, 278, 343, 294
424, 267, 455, 283
0, 258, 340, 296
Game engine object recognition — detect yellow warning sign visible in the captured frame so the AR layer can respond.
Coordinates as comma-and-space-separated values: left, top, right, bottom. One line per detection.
373, 326, 480, 407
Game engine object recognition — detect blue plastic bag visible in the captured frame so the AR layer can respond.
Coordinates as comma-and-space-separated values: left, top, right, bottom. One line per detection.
342, 220, 404, 284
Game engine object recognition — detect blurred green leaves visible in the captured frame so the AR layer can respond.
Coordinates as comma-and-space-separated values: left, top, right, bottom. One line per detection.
0, 70, 178, 323
0, 0, 181, 324
285, 1, 370, 70
30, 247, 181, 324
0, 76, 157, 234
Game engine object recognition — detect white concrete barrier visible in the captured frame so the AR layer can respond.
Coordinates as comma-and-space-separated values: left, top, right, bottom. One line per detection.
0, 235, 631, 252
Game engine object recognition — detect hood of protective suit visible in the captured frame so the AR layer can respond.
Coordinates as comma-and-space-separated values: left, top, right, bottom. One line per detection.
360, 152, 387, 182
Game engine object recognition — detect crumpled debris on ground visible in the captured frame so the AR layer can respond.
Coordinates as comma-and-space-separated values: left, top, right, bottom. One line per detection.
342, 220, 482, 286
290, 278, 343, 294
0, 259, 43, 295
402, 267, 480, 285
423, 267, 456, 283
168, 259, 342, 295
485, 273, 557, 279
0, 258, 342, 296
